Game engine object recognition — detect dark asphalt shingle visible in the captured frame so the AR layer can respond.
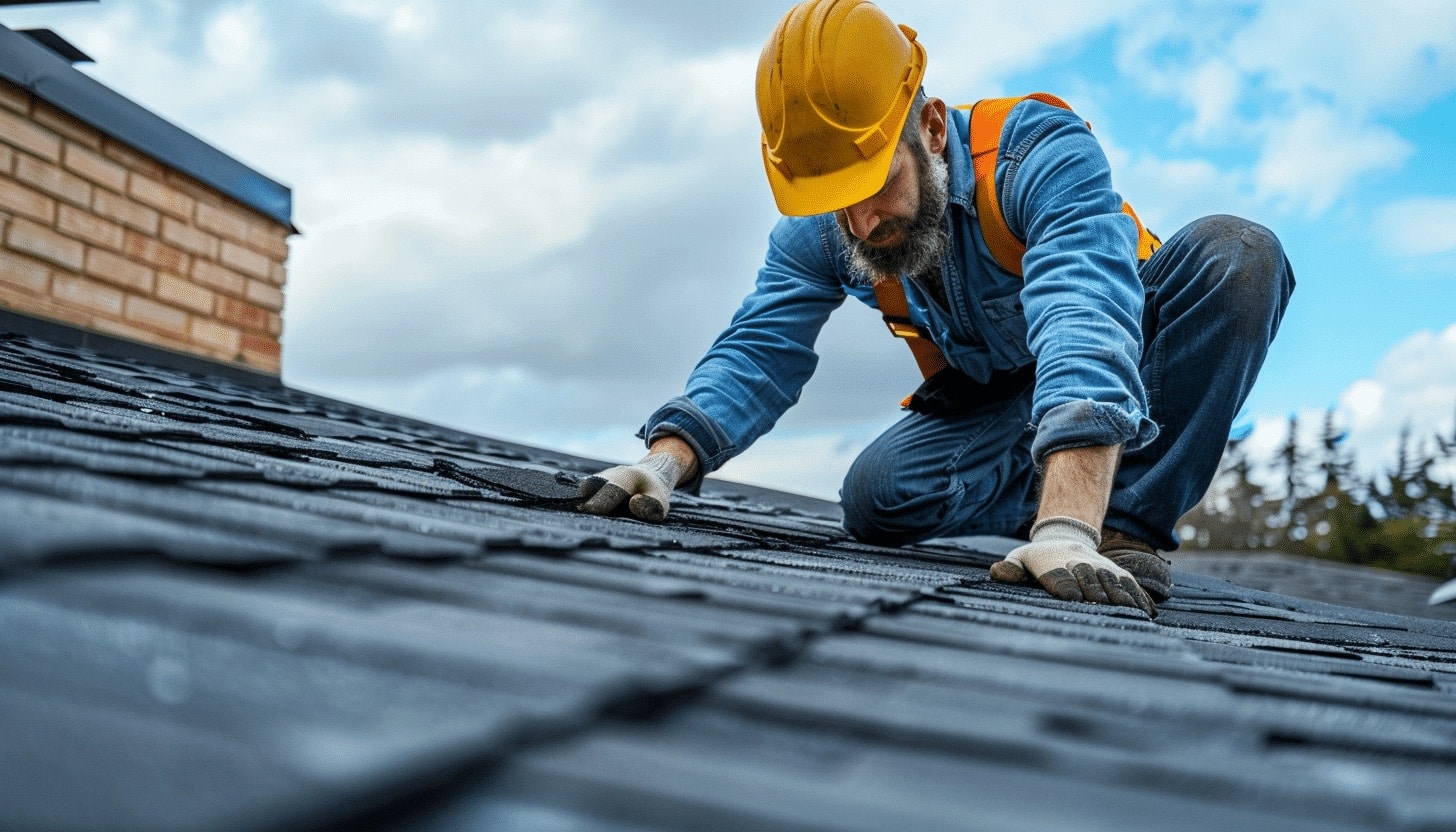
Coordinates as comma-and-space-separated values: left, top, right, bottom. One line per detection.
2, 330, 1456, 832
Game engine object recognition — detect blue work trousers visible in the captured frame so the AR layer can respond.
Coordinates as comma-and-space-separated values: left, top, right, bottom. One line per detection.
840, 215, 1295, 550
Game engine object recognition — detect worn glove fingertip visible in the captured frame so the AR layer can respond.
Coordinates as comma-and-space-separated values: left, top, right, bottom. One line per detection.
1139, 590, 1158, 619
1036, 567, 1084, 602
579, 482, 630, 515
1073, 563, 1111, 605
578, 475, 607, 499
989, 560, 1030, 583
628, 493, 667, 522
1111, 574, 1157, 618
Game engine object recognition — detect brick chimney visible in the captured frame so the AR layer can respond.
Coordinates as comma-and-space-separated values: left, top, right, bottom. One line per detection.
0, 27, 292, 379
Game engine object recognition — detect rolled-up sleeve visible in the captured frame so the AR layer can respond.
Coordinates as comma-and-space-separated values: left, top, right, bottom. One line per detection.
998, 101, 1159, 464
641, 215, 845, 484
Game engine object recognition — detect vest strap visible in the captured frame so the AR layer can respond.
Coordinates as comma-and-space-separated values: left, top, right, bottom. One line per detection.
873, 278, 948, 388
876, 93, 1161, 396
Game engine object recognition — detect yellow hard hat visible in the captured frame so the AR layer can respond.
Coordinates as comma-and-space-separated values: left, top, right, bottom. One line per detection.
756, 0, 927, 217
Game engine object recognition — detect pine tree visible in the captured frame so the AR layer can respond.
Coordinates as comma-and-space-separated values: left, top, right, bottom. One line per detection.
1318, 408, 1352, 492
1176, 397, 1456, 577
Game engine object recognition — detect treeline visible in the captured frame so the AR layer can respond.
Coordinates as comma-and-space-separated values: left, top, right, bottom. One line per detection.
1179, 409, 1456, 577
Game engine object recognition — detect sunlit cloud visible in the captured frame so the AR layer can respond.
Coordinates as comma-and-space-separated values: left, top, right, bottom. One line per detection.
1377, 198, 1456, 259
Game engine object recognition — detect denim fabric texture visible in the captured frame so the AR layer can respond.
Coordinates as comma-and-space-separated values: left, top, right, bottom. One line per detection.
841, 215, 1294, 548
643, 100, 1293, 548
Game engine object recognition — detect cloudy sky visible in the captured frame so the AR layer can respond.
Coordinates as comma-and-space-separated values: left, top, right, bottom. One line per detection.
11, 0, 1456, 499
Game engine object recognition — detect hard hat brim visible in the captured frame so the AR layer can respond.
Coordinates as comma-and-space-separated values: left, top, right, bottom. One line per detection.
761, 133, 900, 217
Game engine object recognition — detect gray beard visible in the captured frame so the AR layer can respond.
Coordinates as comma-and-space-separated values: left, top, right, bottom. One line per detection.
840, 139, 951, 289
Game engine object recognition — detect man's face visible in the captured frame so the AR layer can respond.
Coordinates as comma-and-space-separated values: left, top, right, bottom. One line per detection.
835, 126, 950, 285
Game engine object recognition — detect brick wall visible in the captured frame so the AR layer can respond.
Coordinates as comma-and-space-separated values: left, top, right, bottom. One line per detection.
0, 78, 289, 374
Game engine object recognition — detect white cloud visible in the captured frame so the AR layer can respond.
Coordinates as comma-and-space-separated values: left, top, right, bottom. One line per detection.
1112, 1, 1455, 219
1227, 1, 1456, 118
1325, 326, 1456, 478
1252, 106, 1412, 216
203, 5, 267, 74
1377, 198, 1456, 258
918, 0, 1146, 99
1179, 59, 1241, 142
1238, 326, 1456, 492
1102, 140, 1248, 233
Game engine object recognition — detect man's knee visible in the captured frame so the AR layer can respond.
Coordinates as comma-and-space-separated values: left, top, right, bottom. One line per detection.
1161, 215, 1294, 334
1180, 215, 1294, 296
840, 449, 942, 547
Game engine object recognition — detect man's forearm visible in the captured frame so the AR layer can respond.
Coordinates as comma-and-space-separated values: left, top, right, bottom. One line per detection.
1036, 444, 1122, 529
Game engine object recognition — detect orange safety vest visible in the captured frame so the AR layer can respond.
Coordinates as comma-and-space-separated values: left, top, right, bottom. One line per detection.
873, 93, 1161, 396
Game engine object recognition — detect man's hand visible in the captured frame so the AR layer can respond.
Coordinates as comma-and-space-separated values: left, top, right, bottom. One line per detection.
990, 516, 1156, 617
578, 437, 697, 522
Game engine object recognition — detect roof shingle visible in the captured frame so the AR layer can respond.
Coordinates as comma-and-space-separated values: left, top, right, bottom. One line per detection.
3, 331, 1456, 832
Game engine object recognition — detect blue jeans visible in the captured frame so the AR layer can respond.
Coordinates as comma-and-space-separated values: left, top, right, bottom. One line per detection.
840, 215, 1295, 550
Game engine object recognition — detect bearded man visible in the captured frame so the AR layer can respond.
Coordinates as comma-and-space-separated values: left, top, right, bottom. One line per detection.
580, 0, 1293, 616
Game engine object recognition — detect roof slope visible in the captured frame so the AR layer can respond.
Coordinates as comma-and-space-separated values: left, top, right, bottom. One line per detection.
2, 331, 1456, 832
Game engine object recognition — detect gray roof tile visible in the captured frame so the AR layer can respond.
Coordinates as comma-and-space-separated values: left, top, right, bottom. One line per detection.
2, 330, 1456, 832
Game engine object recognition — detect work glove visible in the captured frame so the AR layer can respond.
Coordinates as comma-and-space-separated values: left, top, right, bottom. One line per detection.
989, 516, 1157, 617
1099, 528, 1173, 602
577, 452, 688, 522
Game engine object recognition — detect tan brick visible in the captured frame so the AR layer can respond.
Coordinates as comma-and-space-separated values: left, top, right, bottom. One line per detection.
92, 316, 192, 352
32, 103, 102, 150
190, 317, 241, 356
240, 331, 281, 371
63, 144, 127, 192
0, 109, 59, 162
7, 217, 83, 270
160, 217, 218, 258
219, 239, 269, 278
0, 81, 29, 115
246, 222, 291, 261
0, 283, 60, 321
102, 139, 165, 179
0, 249, 50, 294
0, 178, 54, 223
92, 189, 159, 235
0, 285, 94, 331
164, 171, 223, 204
217, 296, 270, 331
244, 278, 284, 312
266, 312, 282, 337
124, 294, 189, 336
123, 230, 189, 273
129, 174, 194, 220
191, 258, 245, 296
268, 260, 286, 286
155, 272, 213, 314
84, 247, 154, 293
52, 273, 122, 317
195, 201, 252, 244
0, 145, 14, 174
58, 205, 124, 251
15, 155, 90, 206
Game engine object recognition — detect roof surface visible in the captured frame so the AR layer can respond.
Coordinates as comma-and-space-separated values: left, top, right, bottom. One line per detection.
3, 330, 1456, 832
1179, 551, 1456, 623
0, 24, 292, 226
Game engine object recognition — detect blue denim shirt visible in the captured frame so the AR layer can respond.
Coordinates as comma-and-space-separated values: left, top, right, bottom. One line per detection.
642, 100, 1158, 487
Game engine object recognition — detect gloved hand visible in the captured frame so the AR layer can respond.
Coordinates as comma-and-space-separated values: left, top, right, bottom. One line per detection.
989, 516, 1156, 617
578, 451, 689, 522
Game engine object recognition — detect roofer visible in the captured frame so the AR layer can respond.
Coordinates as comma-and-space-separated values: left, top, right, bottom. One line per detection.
579, 0, 1293, 616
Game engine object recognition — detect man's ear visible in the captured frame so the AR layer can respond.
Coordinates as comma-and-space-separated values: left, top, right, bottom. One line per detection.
922, 97, 948, 154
